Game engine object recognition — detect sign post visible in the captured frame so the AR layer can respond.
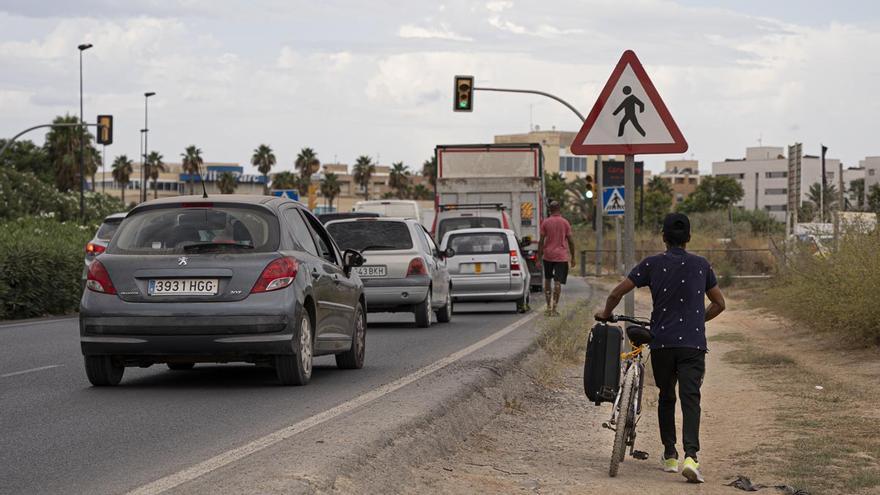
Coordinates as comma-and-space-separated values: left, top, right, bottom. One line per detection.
570, 50, 688, 318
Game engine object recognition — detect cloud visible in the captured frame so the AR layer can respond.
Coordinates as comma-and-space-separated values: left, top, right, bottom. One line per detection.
485, 1, 513, 13
398, 23, 473, 42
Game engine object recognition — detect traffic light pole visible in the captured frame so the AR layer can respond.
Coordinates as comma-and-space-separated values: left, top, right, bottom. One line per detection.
473, 87, 586, 122
0, 122, 102, 159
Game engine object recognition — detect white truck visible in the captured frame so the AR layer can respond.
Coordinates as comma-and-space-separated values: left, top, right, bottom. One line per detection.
433, 143, 545, 292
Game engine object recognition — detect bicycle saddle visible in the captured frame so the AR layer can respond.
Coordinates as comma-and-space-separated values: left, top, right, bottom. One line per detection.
626, 325, 653, 346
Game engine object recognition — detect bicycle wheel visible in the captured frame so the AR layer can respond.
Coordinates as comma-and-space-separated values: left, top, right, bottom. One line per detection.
609, 365, 638, 477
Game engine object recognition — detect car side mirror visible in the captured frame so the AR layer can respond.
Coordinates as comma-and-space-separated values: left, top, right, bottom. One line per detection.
443, 247, 455, 258
520, 236, 532, 248
342, 249, 365, 275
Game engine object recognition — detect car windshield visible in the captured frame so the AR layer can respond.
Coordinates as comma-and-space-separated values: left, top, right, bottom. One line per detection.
448, 233, 509, 255
438, 217, 501, 241
108, 206, 279, 255
327, 221, 413, 251
95, 219, 122, 241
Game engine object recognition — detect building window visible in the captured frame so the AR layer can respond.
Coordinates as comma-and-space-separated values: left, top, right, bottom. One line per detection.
675, 177, 684, 184
718, 173, 744, 180
764, 188, 787, 195
870, 169, 876, 176
688, 177, 697, 184
765, 171, 787, 178
676, 194, 684, 203
559, 156, 587, 173
765, 204, 787, 211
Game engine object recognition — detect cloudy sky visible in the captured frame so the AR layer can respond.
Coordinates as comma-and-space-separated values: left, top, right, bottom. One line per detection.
2, 0, 879, 176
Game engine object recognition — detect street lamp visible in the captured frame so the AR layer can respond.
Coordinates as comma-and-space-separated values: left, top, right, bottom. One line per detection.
142, 91, 156, 202
78, 43, 93, 223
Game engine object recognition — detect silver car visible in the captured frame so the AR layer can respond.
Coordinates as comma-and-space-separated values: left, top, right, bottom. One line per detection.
439, 228, 531, 313
326, 217, 453, 328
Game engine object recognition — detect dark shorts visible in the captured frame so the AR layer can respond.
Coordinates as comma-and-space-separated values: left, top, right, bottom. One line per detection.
543, 261, 569, 284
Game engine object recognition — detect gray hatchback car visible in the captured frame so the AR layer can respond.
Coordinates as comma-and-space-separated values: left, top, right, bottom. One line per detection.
80, 195, 367, 387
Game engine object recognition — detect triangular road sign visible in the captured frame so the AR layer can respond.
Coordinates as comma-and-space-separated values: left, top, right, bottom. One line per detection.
571, 50, 687, 155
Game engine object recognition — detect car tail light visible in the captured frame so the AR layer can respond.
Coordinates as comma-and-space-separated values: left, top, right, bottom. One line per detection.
251, 257, 299, 293
510, 250, 521, 272
86, 261, 117, 294
526, 253, 537, 262
501, 212, 510, 230
85, 242, 106, 255
181, 202, 213, 208
406, 258, 427, 277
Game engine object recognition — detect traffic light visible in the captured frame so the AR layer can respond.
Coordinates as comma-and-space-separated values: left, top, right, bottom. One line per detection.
96, 115, 113, 145
585, 174, 594, 199
453, 75, 474, 112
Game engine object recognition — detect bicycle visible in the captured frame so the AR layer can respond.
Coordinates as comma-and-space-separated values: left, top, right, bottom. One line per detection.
597, 314, 653, 477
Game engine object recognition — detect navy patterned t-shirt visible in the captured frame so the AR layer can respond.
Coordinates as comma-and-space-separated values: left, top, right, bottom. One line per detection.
627, 247, 717, 351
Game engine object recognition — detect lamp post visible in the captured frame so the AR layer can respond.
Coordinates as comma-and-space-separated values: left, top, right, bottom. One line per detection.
142, 92, 156, 202
77, 43, 93, 223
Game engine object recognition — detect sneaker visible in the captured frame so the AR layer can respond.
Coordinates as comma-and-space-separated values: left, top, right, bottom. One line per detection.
662, 457, 679, 473
681, 457, 704, 483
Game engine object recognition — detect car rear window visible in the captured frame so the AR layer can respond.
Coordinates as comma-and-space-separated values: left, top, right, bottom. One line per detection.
108, 206, 279, 254
448, 233, 509, 255
95, 219, 122, 240
327, 221, 413, 251
438, 217, 501, 240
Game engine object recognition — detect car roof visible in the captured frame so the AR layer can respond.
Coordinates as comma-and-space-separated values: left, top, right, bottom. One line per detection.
440, 227, 516, 241
356, 199, 418, 205
128, 194, 300, 214
326, 216, 415, 225
103, 212, 128, 221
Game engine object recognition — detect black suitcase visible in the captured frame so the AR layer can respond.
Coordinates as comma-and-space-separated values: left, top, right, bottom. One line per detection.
583, 323, 622, 405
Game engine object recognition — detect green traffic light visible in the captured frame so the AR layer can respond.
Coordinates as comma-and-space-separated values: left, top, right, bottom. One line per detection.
585, 190, 594, 199
459, 100, 469, 108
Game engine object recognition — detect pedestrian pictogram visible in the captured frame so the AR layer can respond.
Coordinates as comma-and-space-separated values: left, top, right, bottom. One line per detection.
603, 187, 625, 216
570, 50, 687, 155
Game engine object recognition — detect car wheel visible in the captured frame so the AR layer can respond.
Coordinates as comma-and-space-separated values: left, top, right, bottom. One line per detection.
167, 363, 195, 371
414, 290, 432, 328
84, 356, 124, 386
435, 288, 452, 323
276, 310, 313, 386
336, 303, 366, 369
516, 289, 531, 313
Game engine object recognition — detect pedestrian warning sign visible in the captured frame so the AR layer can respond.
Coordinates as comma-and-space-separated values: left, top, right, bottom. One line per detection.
603, 187, 625, 216
570, 50, 687, 156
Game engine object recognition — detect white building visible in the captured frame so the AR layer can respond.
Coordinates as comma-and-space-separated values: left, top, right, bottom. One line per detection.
860, 157, 880, 206
712, 146, 838, 221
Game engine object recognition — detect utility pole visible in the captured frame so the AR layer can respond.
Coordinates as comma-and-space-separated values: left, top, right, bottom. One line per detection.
595, 155, 603, 276
820, 144, 827, 223
142, 92, 155, 203
624, 154, 635, 317
77, 43, 93, 223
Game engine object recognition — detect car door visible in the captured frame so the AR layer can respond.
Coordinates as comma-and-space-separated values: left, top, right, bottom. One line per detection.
280, 206, 335, 340
300, 209, 358, 346
418, 225, 449, 307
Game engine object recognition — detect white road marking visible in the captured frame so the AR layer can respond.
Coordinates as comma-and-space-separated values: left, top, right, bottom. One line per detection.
127, 311, 539, 495
1, 365, 63, 378
0, 317, 75, 330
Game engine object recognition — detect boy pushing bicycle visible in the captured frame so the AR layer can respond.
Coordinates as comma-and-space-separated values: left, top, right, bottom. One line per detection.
594, 213, 726, 483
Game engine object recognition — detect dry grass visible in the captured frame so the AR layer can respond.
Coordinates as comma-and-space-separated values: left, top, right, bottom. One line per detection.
536, 302, 591, 364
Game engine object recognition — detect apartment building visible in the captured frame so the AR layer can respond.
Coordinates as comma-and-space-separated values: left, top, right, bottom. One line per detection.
658, 159, 700, 205
860, 157, 880, 206
494, 127, 600, 181
712, 146, 839, 221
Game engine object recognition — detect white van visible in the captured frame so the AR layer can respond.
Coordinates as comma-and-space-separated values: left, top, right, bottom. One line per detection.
354, 200, 421, 223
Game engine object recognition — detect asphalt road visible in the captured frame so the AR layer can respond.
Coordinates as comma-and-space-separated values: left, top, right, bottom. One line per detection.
0, 300, 544, 495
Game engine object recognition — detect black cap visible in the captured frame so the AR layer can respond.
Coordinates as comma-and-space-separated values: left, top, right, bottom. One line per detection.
662, 213, 690, 235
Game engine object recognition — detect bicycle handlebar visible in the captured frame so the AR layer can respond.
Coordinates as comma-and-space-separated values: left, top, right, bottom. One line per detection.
596, 314, 651, 326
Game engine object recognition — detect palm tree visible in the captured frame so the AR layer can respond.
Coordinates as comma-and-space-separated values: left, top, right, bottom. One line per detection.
44, 114, 96, 192
421, 156, 437, 188
180, 145, 204, 195
388, 161, 411, 198
271, 171, 299, 190
86, 146, 100, 192
111, 155, 134, 205
146, 151, 166, 199
647, 175, 674, 195
320, 172, 342, 210
352, 155, 375, 200
806, 182, 838, 222
411, 184, 432, 201
218, 172, 237, 194
295, 147, 320, 178
251, 144, 276, 195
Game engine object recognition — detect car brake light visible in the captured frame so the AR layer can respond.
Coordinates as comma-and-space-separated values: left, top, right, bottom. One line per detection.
251, 257, 299, 293
406, 258, 427, 277
510, 250, 521, 272
85, 242, 106, 255
526, 253, 537, 261
181, 202, 213, 208
86, 261, 117, 294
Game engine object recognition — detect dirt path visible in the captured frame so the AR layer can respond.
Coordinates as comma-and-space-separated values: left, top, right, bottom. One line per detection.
384, 281, 880, 495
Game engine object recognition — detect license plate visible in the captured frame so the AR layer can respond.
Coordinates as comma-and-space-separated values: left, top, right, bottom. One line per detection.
353, 265, 387, 277
461, 263, 496, 274
148, 278, 219, 296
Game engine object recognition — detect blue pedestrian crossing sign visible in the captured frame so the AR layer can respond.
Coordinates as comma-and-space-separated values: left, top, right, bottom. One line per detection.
602, 187, 625, 216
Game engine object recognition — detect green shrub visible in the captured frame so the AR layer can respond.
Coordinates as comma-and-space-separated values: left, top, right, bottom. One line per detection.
0, 167, 124, 222
0, 218, 96, 319
765, 230, 880, 346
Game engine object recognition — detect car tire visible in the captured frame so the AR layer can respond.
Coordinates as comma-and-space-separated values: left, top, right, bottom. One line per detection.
276, 310, 313, 386
336, 304, 366, 370
516, 289, 530, 313
435, 288, 452, 323
167, 363, 195, 371
414, 290, 432, 328
84, 355, 124, 386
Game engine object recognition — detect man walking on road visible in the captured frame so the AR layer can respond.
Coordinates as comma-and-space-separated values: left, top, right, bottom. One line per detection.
594, 213, 726, 484
537, 201, 575, 316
